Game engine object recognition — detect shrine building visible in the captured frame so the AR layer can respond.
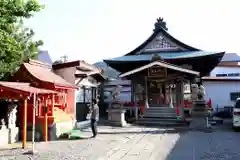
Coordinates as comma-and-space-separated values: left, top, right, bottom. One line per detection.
103, 17, 225, 125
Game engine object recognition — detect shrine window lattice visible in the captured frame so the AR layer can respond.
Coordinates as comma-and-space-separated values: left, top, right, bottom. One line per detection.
145, 36, 177, 50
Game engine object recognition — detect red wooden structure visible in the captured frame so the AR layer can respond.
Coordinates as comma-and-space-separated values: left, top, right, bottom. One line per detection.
7, 59, 77, 144
0, 82, 58, 148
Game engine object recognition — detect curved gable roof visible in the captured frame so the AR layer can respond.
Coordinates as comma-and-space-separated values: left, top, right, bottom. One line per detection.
23, 60, 77, 89
125, 26, 200, 56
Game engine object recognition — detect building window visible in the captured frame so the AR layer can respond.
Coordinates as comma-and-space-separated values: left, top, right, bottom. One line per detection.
92, 87, 96, 99
216, 73, 240, 77
85, 88, 92, 102
76, 88, 84, 103
230, 92, 240, 101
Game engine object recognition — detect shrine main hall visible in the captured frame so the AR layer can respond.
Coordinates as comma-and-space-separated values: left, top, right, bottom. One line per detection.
103, 17, 224, 123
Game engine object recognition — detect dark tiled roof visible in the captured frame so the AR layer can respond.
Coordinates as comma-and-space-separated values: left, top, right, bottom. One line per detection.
105, 51, 224, 62
38, 50, 53, 65
221, 53, 240, 62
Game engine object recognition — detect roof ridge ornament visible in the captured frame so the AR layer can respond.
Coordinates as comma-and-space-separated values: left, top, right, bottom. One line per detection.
154, 17, 168, 32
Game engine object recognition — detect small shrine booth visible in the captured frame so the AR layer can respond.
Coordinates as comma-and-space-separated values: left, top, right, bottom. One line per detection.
11, 59, 78, 141
0, 82, 58, 148
104, 17, 225, 123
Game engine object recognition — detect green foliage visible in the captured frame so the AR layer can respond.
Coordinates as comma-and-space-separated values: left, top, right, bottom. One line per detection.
0, 0, 44, 80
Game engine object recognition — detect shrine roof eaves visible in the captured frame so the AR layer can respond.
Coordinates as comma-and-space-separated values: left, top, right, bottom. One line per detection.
0, 82, 58, 96
53, 60, 103, 72
119, 61, 199, 78
104, 51, 224, 62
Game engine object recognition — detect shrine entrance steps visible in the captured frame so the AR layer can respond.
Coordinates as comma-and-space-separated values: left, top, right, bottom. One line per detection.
136, 107, 189, 127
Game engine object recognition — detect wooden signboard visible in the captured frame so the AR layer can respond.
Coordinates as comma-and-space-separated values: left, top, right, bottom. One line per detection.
148, 66, 167, 78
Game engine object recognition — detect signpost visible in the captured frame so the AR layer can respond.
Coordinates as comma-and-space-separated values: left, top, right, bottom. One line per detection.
148, 65, 167, 78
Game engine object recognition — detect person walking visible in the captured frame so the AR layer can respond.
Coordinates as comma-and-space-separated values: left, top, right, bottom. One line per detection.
90, 99, 99, 138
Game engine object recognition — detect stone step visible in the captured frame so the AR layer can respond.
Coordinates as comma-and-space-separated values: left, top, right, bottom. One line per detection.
145, 107, 175, 110
143, 107, 177, 118
143, 113, 177, 118
144, 110, 176, 114
140, 117, 179, 121
143, 115, 177, 118
149, 104, 170, 107
144, 111, 177, 114
144, 108, 176, 112
136, 117, 188, 127
145, 108, 176, 111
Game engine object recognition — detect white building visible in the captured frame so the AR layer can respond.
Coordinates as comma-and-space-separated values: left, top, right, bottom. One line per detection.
202, 53, 240, 110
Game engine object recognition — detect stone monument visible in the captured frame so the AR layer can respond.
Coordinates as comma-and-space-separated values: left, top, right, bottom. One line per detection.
8, 104, 17, 129
0, 118, 8, 146
189, 84, 210, 131
107, 85, 127, 127
7, 104, 19, 143
0, 118, 6, 130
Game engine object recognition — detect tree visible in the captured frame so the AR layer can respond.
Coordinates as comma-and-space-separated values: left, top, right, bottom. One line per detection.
0, 0, 44, 80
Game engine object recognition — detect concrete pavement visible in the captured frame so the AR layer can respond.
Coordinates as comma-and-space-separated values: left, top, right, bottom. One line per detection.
0, 124, 240, 160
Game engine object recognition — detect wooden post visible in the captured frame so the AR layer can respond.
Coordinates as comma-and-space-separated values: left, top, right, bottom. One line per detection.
180, 80, 185, 119
51, 94, 54, 115
22, 98, 27, 149
32, 93, 36, 152
175, 81, 180, 118
11, 98, 14, 104
44, 97, 48, 142
164, 83, 167, 105
159, 83, 162, 105
145, 76, 148, 108
131, 80, 134, 103
83, 87, 86, 103
39, 97, 42, 116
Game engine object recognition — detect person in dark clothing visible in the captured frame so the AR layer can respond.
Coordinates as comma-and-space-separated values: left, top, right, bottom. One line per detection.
90, 99, 99, 138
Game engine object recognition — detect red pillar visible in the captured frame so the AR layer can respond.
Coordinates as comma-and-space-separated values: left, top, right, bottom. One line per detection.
51, 94, 54, 115
44, 97, 48, 142
22, 98, 27, 149
141, 103, 145, 114
39, 97, 42, 116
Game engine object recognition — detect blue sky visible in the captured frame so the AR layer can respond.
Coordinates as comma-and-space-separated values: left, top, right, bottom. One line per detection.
25, 0, 240, 64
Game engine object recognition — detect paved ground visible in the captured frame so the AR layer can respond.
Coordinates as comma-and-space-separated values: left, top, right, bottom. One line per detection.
1, 122, 240, 160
